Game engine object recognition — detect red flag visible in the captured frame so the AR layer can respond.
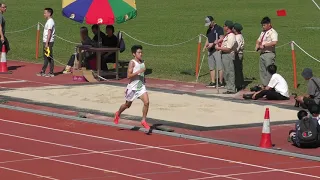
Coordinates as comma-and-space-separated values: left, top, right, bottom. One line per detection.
277, 9, 287, 16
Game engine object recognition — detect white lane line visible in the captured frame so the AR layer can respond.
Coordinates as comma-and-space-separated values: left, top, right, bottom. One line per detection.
189, 165, 320, 180
0, 150, 149, 180
0, 118, 318, 179
0, 142, 207, 165
0, 80, 27, 84
0, 166, 59, 180
0, 133, 241, 180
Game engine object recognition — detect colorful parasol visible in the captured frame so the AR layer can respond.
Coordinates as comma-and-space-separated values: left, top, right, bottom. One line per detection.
62, 0, 137, 25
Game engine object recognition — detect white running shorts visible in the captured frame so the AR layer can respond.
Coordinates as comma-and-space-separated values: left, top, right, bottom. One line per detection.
125, 86, 147, 102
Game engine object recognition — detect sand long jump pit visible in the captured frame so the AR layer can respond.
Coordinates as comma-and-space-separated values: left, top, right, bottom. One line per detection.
0, 84, 298, 128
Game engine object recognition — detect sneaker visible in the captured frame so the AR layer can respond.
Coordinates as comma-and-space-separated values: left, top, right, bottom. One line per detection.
45, 72, 55, 77
63, 69, 71, 74
218, 82, 225, 88
206, 82, 216, 88
141, 120, 150, 131
36, 71, 45, 76
114, 111, 120, 124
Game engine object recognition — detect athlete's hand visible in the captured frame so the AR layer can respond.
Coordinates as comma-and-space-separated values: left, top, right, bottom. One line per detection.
138, 68, 146, 74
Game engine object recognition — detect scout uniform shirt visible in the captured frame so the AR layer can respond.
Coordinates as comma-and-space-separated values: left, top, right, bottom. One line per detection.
221, 32, 236, 53
235, 34, 244, 54
257, 28, 278, 53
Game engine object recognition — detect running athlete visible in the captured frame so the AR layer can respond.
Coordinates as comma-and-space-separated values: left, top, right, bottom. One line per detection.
113, 45, 150, 130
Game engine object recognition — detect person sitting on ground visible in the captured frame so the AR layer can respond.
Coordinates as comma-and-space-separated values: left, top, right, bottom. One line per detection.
288, 105, 320, 148
62, 27, 94, 74
244, 64, 289, 100
295, 68, 320, 109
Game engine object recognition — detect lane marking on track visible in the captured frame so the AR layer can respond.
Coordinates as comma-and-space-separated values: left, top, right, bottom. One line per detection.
0, 80, 27, 84
0, 166, 59, 180
0, 133, 241, 180
0, 142, 207, 165
0, 118, 319, 179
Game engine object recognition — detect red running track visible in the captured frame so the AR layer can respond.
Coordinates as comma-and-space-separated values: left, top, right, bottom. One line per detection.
0, 108, 320, 180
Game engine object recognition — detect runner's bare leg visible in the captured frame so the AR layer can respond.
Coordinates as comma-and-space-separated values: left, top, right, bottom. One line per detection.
140, 92, 149, 120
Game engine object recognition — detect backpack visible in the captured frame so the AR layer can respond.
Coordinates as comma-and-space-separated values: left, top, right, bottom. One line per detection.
117, 31, 126, 53
297, 116, 319, 146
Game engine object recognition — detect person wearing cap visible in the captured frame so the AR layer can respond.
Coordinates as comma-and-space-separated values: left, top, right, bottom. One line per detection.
203, 16, 224, 88
255, 16, 278, 87
295, 68, 320, 109
215, 20, 237, 94
233, 23, 245, 91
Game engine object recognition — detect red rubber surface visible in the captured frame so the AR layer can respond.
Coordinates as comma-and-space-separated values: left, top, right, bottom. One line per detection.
0, 108, 319, 180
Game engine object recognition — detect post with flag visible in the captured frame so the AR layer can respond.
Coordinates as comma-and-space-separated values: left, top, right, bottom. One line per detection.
277, 9, 287, 16
259, 108, 272, 148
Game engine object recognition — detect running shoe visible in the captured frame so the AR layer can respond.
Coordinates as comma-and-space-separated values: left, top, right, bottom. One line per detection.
141, 120, 150, 131
114, 111, 120, 124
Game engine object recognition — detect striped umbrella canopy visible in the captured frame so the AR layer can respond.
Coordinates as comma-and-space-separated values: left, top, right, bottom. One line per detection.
62, 0, 137, 25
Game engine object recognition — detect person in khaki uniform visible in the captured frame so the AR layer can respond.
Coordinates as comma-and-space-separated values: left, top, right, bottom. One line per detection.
215, 20, 237, 94
255, 16, 278, 87
233, 23, 245, 91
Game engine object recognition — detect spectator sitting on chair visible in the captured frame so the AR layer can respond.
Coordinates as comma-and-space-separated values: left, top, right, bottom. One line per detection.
91, 24, 107, 46
295, 68, 320, 109
63, 27, 94, 74
250, 64, 289, 100
101, 25, 118, 71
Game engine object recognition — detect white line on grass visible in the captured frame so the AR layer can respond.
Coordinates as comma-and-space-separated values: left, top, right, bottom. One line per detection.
312, 0, 320, 10
0, 118, 318, 179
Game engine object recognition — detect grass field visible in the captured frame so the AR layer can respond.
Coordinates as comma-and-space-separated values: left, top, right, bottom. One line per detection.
4, 0, 320, 94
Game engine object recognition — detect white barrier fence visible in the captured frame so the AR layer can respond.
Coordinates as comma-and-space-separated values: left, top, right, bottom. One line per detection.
4, 22, 320, 84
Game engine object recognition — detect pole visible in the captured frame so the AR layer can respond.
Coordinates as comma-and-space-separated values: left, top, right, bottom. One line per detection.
195, 35, 201, 78
291, 41, 298, 89
215, 33, 219, 94
36, 22, 40, 59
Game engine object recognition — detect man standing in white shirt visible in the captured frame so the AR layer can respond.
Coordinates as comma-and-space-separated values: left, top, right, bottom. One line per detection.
252, 64, 289, 100
255, 17, 278, 87
37, 8, 55, 77
233, 23, 244, 91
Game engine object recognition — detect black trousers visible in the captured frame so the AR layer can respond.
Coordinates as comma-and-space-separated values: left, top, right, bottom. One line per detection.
0, 36, 10, 53
41, 42, 54, 73
254, 89, 289, 100
234, 53, 244, 90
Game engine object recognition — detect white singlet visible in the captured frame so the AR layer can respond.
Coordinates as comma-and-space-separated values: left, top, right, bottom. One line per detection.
125, 59, 147, 102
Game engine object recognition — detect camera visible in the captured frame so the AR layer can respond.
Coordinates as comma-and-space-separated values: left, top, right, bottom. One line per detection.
292, 93, 300, 107
250, 85, 262, 92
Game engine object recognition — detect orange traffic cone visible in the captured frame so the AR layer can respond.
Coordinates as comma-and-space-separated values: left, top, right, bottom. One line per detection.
259, 108, 272, 148
0, 44, 11, 74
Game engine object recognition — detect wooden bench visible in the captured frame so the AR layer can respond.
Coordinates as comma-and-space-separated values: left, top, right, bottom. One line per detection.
117, 60, 130, 77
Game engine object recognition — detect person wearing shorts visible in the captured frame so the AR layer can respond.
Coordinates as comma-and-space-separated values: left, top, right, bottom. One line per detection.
296, 68, 320, 109
113, 45, 150, 131
203, 16, 224, 87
